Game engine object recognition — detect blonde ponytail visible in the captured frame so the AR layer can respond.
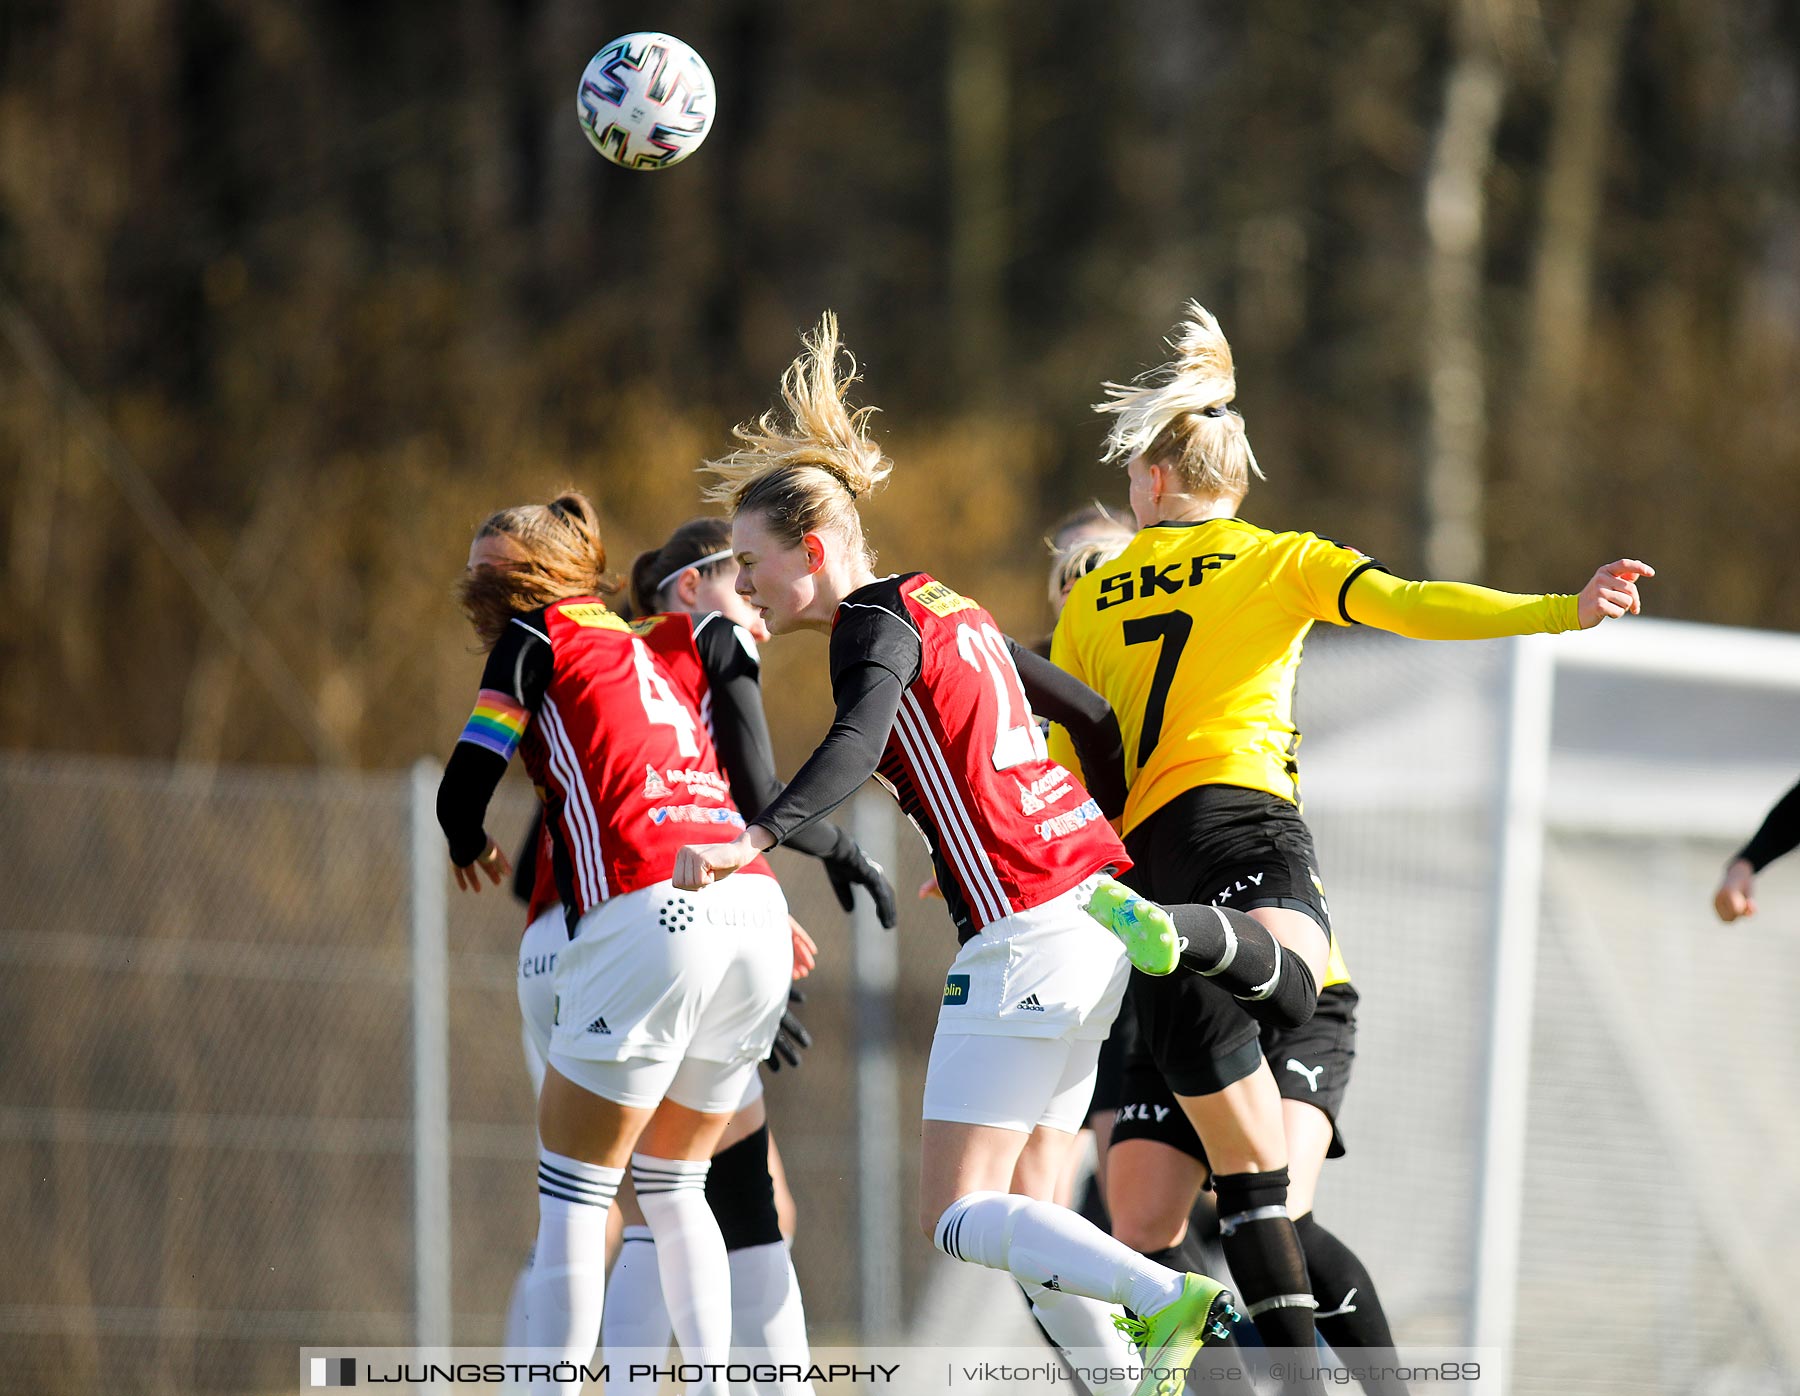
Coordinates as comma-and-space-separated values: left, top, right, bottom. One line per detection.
702, 312, 891, 561
1096, 302, 1263, 502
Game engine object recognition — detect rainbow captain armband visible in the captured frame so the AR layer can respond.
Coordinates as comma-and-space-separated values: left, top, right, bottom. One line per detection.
460, 689, 530, 760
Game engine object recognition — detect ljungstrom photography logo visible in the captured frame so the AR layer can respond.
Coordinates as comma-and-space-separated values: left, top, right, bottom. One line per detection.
308, 1356, 356, 1387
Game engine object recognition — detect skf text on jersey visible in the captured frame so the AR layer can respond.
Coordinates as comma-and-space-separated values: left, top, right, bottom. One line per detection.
1094, 554, 1236, 609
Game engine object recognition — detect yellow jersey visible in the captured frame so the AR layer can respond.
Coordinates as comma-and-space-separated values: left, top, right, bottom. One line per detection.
1048, 519, 1380, 827
1049, 516, 1582, 993
1049, 515, 1580, 831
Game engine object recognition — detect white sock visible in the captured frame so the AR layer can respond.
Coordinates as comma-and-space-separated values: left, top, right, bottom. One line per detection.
600, 1227, 671, 1393
523, 1149, 622, 1396
632, 1154, 732, 1380
934, 1190, 1186, 1315
729, 1241, 816, 1394
503, 1246, 534, 1356
1024, 1280, 1140, 1396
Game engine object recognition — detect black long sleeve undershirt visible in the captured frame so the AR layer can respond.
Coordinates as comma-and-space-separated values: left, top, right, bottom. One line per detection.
436, 612, 552, 867
1738, 778, 1800, 872
692, 614, 854, 863
750, 624, 1128, 852
1005, 637, 1128, 821
438, 742, 511, 867
748, 660, 907, 849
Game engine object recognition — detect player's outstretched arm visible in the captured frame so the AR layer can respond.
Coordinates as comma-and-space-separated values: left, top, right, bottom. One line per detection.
437, 618, 546, 892
1342, 558, 1654, 640
1007, 637, 1129, 820
697, 617, 897, 924
674, 660, 905, 892
1715, 777, 1800, 921
673, 829, 768, 891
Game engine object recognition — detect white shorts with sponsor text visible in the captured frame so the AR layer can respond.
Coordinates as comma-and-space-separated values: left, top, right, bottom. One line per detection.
933, 872, 1129, 1040
548, 874, 791, 1072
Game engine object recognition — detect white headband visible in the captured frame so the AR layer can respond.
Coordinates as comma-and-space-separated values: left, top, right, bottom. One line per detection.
656, 549, 734, 597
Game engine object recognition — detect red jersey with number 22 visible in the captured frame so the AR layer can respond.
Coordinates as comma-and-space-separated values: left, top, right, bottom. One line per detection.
839, 573, 1128, 934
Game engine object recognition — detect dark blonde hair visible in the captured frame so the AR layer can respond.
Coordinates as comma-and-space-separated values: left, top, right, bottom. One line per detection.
459, 491, 617, 649
701, 311, 892, 566
1048, 535, 1130, 608
1097, 302, 1264, 503
1048, 500, 1132, 554
628, 516, 733, 618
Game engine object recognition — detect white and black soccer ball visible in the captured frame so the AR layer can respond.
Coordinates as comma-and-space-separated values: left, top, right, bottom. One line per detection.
576, 32, 716, 171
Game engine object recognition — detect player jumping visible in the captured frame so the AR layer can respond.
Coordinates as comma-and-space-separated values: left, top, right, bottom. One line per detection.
438, 493, 793, 1396
1051, 302, 1653, 1393
672, 314, 1239, 1396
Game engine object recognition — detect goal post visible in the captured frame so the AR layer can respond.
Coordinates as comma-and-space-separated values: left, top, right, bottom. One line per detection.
1468, 618, 1800, 1385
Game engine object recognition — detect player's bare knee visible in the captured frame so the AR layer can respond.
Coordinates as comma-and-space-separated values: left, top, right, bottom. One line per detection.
920, 1187, 963, 1244
1109, 1209, 1190, 1254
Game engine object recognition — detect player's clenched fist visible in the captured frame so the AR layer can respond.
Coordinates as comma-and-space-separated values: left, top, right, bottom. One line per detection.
1713, 858, 1757, 923
1576, 558, 1655, 628
674, 836, 756, 891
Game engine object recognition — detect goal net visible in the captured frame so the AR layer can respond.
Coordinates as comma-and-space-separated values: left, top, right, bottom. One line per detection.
1295, 617, 1800, 1395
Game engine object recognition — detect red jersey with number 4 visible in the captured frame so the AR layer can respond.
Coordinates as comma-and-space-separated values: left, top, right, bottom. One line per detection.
833, 573, 1128, 933
515, 599, 771, 917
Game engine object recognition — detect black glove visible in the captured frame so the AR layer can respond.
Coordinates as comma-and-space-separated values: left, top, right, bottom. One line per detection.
826, 842, 898, 928
765, 988, 813, 1071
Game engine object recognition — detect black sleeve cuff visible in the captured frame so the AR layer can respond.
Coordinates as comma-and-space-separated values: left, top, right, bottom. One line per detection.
1336, 559, 1391, 625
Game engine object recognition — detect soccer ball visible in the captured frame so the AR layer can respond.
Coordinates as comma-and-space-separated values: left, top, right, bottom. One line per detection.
576, 32, 716, 171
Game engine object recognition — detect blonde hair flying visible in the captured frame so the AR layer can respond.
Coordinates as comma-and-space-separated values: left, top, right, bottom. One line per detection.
702, 311, 892, 561
1096, 302, 1264, 502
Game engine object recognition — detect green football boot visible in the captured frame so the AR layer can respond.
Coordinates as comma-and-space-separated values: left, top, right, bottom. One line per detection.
1113, 1273, 1240, 1396
1085, 874, 1184, 976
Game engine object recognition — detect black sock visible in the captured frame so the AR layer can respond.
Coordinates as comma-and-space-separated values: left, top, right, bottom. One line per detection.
1212, 1169, 1323, 1396
1293, 1213, 1410, 1394
1172, 903, 1319, 1028
704, 1124, 782, 1251
1187, 1189, 1230, 1282
1142, 1234, 1205, 1276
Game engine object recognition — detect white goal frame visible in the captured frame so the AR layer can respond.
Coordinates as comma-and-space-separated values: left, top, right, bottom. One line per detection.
1470, 617, 1800, 1374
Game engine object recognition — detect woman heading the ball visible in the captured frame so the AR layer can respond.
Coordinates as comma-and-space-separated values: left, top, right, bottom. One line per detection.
670, 314, 1256, 1396
591, 516, 896, 1395
1050, 302, 1652, 1390
437, 493, 793, 1396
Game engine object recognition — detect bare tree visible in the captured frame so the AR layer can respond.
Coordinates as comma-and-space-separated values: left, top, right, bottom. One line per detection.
1520, 0, 1634, 502
175, 463, 310, 766
1423, 0, 1511, 580
948, 0, 1010, 400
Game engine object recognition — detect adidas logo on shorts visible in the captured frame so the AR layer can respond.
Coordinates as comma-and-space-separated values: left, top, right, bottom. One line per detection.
1014, 993, 1046, 1012
586, 1016, 611, 1035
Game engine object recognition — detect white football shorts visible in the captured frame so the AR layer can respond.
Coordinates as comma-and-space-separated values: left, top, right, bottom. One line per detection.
517, 907, 565, 1097
922, 872, 1130, 1133
544, 874, 791, 1114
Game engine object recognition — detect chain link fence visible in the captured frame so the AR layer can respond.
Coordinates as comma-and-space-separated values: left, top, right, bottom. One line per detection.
5, 619, 1800, 1394
0, 753, 931, 1395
